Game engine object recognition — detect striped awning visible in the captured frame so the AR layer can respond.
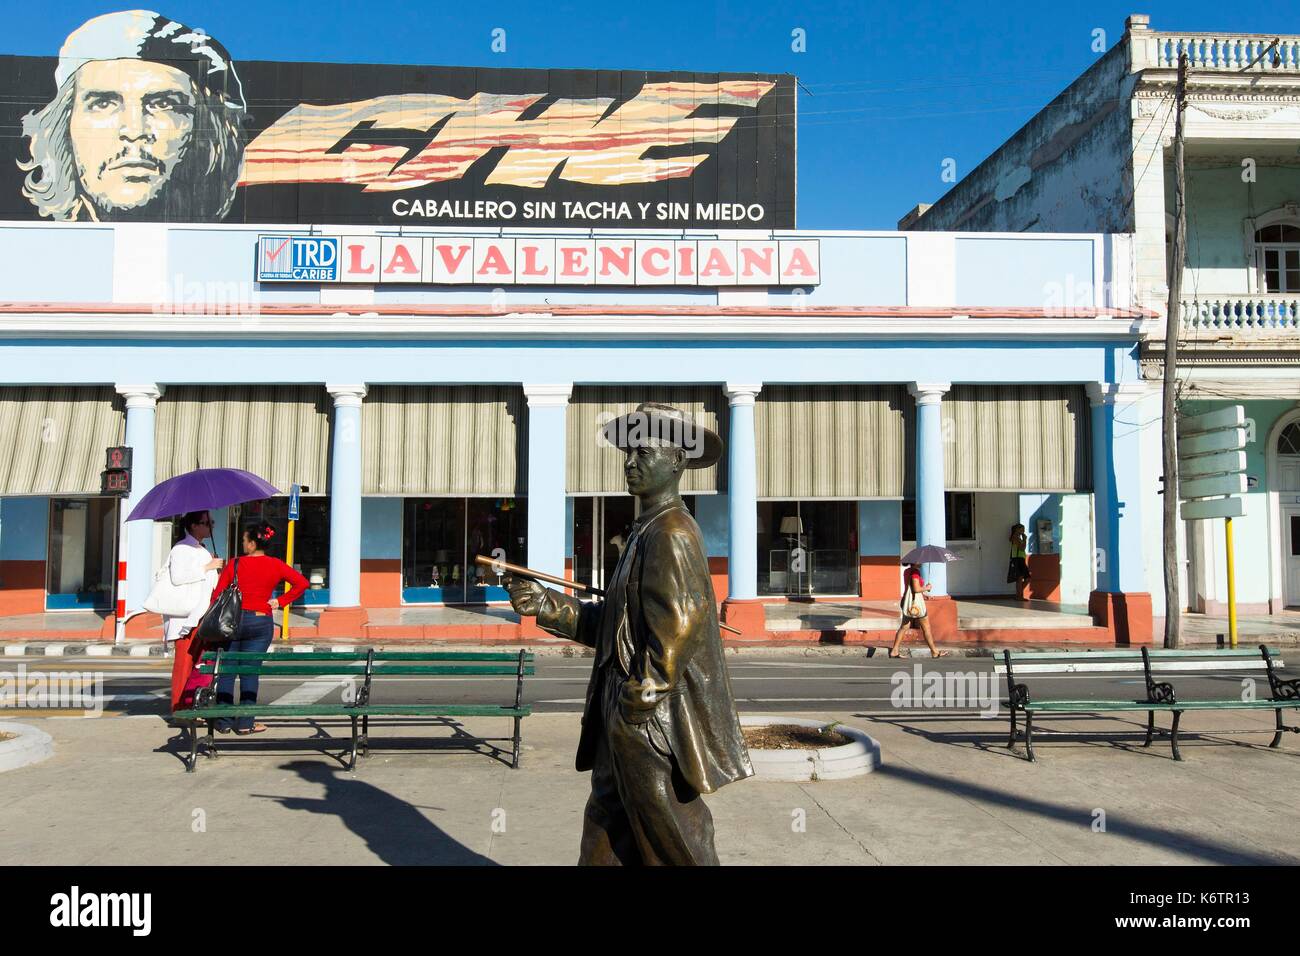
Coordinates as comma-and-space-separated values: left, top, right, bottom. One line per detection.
0, 387, 125, 495
363, 385, 526, 495
156, 386, 332, 492
567, 386, 727, 494
941, 384, 1092, 491
757, 385, 907, 498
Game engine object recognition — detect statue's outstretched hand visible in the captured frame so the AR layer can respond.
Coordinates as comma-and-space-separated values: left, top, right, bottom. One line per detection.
506, 576, 547, 617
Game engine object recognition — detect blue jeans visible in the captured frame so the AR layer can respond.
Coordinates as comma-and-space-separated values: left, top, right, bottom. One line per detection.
215, 614, 274, 732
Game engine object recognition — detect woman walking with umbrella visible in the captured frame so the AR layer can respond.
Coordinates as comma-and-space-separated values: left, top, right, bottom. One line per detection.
888, 545, 957, 659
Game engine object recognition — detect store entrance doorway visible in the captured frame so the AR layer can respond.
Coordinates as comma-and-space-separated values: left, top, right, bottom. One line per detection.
572, 496, 636, 592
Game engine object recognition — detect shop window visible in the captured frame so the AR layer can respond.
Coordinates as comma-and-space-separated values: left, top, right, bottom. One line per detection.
403, 497, 527, 604
1255, 223, 1300, 293
225, 498, 331, 604
901, 493, 976, 542
756, 500, 858, 596
46, 498, 116, 610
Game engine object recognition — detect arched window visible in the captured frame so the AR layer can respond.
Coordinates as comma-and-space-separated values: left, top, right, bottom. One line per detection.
1255, 223, 1300, 293
1279, 421, 1300, 456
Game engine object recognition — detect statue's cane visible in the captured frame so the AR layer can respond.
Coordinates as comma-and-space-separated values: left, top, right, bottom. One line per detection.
475, 555, 743, 636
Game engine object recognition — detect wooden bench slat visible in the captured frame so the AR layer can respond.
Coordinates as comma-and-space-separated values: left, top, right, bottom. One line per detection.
176, 704, 532, 718
996, 659, 1276, 675
197, 664, 534, 676
1000, 647, 1280, 661
1026, 699, 1300, 712
201, 651, 532, 662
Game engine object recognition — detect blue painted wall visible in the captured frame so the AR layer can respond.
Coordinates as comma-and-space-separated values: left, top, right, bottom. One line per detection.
695, 493, 729, 556
0, 228, 114, 302
955, 238, 1094, 307
857, 500, 901, 555
361, 497, 403, 559
0, 339, 1133, 387
0, 497, 49, 561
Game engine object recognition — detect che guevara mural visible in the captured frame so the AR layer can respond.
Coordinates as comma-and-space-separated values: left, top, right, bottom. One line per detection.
4, 10, 795, 228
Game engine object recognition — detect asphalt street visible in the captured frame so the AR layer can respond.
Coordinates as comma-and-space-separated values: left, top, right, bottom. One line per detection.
5, 652, 1295, 718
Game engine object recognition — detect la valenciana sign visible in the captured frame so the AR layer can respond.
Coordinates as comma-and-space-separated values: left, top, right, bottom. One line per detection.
257, 235, 821, 286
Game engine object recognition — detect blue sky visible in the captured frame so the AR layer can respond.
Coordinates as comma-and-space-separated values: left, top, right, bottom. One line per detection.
6, 1, 1298, 228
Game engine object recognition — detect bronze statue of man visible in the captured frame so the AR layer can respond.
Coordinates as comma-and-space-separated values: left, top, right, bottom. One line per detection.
507, 402, 753, 865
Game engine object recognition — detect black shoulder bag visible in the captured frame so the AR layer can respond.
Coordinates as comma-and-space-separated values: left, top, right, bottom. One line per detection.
196, 557, 243, 648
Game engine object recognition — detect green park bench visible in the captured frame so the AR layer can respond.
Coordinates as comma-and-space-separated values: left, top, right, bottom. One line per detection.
997, 645, 1300, 762
173, 648, 534, 773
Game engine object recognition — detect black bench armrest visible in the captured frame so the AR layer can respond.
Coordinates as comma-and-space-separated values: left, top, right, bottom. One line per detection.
1001, 651, 1030, 707
1141, 646, 1177, 704
1262, 645, 1300, 701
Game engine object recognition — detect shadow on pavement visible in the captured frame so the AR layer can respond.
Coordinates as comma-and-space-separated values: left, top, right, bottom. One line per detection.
252, 760, 499, 865
862, 721, 1293, 864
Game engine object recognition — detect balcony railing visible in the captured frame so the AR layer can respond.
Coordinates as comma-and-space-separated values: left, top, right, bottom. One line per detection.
1154, 34, 1300, 72
1180, 295, 1300, 333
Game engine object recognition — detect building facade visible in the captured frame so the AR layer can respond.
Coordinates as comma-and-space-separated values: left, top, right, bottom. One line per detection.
905, 13, 1300, 617
0, 223, 1153, 641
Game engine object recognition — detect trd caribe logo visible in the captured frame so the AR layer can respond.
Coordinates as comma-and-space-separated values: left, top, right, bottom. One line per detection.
258, 235, 340, 282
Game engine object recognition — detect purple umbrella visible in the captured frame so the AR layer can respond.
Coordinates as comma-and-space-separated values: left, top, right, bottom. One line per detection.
901, 545, 962, 565
126, 468, 280, 522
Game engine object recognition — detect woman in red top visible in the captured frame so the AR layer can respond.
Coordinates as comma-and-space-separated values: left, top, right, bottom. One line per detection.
888, 563, 948, 659
209, 520, 309, 734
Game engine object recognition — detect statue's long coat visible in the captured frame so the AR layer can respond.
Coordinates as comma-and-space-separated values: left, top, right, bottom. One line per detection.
537, 499, 753, 794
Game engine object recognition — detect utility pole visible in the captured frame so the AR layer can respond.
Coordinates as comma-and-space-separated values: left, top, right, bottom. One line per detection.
1162, 52, 1188, 648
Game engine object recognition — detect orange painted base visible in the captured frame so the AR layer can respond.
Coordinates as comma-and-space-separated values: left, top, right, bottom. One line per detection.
317, 605, 369, 638
719, 598, 768, 640
360, 559, 401, 607
708, 557, 728, 604
921, 595, 957, 640
1088, 591, 1154, 645
1025, 554, 1061, 602
0, 560, 46, 616
125, 612, 163, 637
859, 555, 901, 600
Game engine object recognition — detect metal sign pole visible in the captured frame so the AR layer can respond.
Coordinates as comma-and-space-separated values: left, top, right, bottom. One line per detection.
282, 483, 301, 642
1225, 516, 1238, 648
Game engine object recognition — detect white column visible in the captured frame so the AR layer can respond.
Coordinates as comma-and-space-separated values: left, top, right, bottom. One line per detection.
325, 384, 367, 608
523, 384, 572, 578
724, 384, 762, 600
909, 382, 951, 595
116, 384, 162, 627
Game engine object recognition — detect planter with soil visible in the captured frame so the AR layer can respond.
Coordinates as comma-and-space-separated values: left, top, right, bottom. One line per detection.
0, 722, 54, 773
741, 716, 880, 782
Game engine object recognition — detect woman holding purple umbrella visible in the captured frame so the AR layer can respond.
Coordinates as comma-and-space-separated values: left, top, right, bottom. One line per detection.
163, 510, 225, 713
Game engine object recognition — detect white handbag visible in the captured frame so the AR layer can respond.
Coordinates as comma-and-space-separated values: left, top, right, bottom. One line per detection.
143, 558, 208, 617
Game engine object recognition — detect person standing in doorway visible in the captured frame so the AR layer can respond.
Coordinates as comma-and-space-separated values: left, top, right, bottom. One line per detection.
209, 520, 309, 735
888, 562, 947, 658
1008, 524, 1031, 597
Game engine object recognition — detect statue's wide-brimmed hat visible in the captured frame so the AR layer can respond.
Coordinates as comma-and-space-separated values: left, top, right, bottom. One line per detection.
601, 402, 722, 470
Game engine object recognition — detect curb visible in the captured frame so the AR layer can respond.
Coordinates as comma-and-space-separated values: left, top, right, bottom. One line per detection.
0, 722, 55, 773
742, 716, 881, 781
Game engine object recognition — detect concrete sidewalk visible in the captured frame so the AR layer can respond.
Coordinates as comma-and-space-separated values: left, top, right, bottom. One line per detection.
2, 708, 1297, 865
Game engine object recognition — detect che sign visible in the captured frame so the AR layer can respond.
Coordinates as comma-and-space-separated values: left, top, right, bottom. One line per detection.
288, 484, 301, 522
256, 236, 821, 287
